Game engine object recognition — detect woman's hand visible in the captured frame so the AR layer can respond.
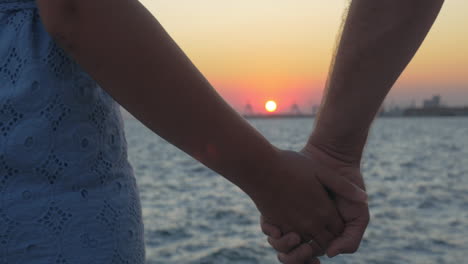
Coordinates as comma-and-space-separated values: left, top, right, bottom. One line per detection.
251, 148, 367, 263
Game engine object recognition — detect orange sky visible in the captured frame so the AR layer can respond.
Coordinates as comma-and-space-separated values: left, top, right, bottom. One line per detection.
140, 0, 468, 114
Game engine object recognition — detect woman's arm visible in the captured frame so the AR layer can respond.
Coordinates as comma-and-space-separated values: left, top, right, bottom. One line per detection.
35, 1, 368, 246
36, 0, 277, 195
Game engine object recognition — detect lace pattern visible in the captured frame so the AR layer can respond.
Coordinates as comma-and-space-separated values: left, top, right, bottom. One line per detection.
0, 3, 146, 264
0, 0, 35, 12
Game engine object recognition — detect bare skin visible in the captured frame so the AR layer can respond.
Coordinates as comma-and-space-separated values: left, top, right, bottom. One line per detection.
35, 0, 367, 259
261, 0, 445, 263
262, 146, 369, 264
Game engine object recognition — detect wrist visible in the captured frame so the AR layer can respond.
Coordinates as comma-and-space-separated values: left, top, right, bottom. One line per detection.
239, 145, 283, 203
226, 141, 281, 199
307, 120, 368, 166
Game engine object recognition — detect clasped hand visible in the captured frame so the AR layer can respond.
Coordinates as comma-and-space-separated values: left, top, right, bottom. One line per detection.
250, 144, 369, 264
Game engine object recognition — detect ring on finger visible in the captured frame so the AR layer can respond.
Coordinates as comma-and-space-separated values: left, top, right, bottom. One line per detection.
306, 238, 324, 255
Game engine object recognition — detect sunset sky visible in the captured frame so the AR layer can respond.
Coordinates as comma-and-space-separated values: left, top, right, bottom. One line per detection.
140, 0, 468, 114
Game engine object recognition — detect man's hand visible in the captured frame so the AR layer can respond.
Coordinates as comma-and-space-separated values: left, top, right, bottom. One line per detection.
261, 144, 369, 263
253, 148, 367, 263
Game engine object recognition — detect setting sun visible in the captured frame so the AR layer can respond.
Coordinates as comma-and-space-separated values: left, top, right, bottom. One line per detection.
265, 100, 278, 113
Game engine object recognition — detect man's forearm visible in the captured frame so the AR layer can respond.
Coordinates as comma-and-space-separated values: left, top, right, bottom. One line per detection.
36, 0, 277, 196
309, 0, 444, 164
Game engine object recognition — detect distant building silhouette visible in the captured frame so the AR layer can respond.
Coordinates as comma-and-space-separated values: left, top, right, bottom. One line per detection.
403, 95, 468, 116
423, 95, 441, 108
244, 102, 254, 116
290, 103, 302, 115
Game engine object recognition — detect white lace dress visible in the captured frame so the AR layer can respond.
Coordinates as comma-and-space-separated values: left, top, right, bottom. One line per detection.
0, 1, 146, 263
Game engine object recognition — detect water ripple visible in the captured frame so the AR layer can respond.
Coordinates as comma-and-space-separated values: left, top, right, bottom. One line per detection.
124, 117, 468, 264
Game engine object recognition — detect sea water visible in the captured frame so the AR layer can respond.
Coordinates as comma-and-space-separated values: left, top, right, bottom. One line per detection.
123, 117, 468, 264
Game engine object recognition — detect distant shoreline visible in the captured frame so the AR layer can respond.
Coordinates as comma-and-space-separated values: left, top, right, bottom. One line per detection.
243, 114, 315, 119
242, 106, 468, 119
399, 107, 468, 117
243, 112, 468, 119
